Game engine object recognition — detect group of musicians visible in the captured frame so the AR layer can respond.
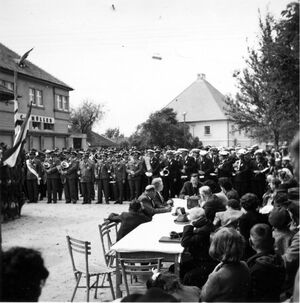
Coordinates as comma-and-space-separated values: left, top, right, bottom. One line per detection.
1, 143, 293, 208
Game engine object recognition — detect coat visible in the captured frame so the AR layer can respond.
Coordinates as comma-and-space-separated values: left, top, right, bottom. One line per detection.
202, 194, 226, 222
138, 193, 170, 217
181, 217, 213, 260
179, 181, 201, 198
108, 211, 151, 241
201, 261, 250, 302
247, 251, 286, 302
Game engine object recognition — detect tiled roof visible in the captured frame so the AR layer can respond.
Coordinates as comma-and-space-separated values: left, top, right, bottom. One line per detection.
0, 43, 73, 90
87, 131, 117, 147
164, 75, 228, 122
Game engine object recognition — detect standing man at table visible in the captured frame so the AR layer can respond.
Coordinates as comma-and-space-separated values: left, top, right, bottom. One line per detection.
138, 184, 172, 217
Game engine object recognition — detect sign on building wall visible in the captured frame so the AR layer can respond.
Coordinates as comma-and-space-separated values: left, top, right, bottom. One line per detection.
16, 113, 55, 124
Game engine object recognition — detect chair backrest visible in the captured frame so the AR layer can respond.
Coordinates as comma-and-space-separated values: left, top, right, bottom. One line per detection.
66, 235, 91, 274
98, 221, 118, 266
119, 257, 163, 276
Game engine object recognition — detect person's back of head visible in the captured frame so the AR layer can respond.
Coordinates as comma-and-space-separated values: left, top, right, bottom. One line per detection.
218, 177, 233, 192
2, 247, 49, 302
203, 179, 220, 194
200, 186, 212, 199
227, 199, 241, 210
122, 288, 179, 302
250, 224, 274, 252
240, 193, 259, 212
129, 200, 142, 213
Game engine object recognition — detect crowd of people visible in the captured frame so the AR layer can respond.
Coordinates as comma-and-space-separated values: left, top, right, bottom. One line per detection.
0, 140, 297, 218
1, 134, 299, 302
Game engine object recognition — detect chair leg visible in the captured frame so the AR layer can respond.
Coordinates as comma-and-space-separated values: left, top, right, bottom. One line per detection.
94, 275, 99, 299
100, 273, 106, 286
71, 272, 82, 302
121, 267, 130, 296
107, 273, 115, 300
86, 275, 90, 302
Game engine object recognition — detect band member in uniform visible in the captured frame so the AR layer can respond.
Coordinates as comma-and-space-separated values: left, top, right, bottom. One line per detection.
198, 150, 214, 181
63, 151, 79, 204
148, 149, 160, 178
113, 153, 126, 204
45, 151, 61, 204
233, 149, 251, 197
95, 153, 110, 204
126, 151, 144, 200
216, 150, 233, 179
79, 152, 94, 204
25, 150, 42, 203
251, 149, 268, 201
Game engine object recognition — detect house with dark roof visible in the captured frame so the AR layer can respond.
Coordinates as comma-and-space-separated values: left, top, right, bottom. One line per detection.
164, 73, 254, 147
0, 42, 76, 150
87, 131, 117, 148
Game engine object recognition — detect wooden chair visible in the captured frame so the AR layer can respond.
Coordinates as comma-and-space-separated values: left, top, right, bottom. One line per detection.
66, 235, 115, 302
98, 221, 118, 267
119, 257, 163, 296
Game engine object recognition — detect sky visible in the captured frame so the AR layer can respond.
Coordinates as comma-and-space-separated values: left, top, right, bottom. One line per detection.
0, 0, 291, 136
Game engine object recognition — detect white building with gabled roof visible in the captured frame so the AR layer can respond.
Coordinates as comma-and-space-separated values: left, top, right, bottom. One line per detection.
164, 73, 254, 147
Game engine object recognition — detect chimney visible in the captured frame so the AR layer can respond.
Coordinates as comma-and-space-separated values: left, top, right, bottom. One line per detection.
197, 73, 206, 80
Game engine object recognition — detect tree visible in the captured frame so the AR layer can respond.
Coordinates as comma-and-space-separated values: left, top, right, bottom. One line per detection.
128, 108, 199, 149
225, 2, 299, 148
70, 99, 105, 134
104, 127, 124, 140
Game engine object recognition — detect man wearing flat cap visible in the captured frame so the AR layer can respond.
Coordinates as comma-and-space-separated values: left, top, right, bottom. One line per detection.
64, 151, 79, 204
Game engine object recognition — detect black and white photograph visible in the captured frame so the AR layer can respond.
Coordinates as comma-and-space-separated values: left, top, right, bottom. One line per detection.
0, 0, 299, 302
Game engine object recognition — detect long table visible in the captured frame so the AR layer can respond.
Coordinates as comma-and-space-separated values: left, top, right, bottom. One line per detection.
110, 198, 188, 297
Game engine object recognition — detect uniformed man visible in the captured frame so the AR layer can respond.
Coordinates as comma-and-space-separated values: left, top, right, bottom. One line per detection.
113, 153, 126, 204
197, 149, 214, 181
95, 153, 111, 204
79, 152, 94, 204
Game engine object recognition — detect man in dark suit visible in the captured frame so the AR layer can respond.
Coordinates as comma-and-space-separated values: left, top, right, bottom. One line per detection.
198, 150, 214, 181
138, 184, 171, 218
107, 200, 152, 241
179, 173, 202, 198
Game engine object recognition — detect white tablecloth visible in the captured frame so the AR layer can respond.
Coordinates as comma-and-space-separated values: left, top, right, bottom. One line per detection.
111, 198, 188, 254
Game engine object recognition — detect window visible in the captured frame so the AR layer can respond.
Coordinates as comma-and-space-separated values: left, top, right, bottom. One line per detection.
29, 88, 43, 106
0, 80, 14, 90
32, 121, 41, 130
56, 94, 69, 111
204, 125, 211, 135
44, 123, 54, 131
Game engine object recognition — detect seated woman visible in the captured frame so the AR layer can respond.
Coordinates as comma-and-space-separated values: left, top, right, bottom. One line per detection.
201, 228, 250, 302
260, 176, 281, 214
178, 207, 217, 288
146, 270, 200, 302
107, 200, 151, 240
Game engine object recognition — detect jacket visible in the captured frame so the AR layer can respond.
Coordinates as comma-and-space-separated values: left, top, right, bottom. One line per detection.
181, 217, 213, 260
179, 181, 201, 198
79, 159, 94, 182
247, 251, 286, 302
203, 194, 226, 222
108, 211, 151, 241
138, 193, 170, 217
201, 261, 250, 302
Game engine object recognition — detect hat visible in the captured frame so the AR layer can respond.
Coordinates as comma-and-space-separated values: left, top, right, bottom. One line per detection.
282, 156, 291, 161
191, 148, 200, 153
147, 149, 155, 153
237, 148, 246, 155
220, 150, 229, 156
145, 185, 155, 191
269, 207, 291, 229
254, 149, 264, 155
188, 207, 205, 221
200, 150, 208, 156
177, 148, 189, 153
166, 150, 175, 155
174, 214, 190, 223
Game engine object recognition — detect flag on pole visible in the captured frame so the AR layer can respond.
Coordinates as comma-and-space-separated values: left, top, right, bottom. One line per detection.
2, 101, 33, 167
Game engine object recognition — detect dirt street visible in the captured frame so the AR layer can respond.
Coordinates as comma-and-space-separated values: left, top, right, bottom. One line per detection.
2, 200, 128, 302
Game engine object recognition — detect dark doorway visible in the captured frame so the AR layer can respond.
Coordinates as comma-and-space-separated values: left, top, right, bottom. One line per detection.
73, 138, 82, 149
